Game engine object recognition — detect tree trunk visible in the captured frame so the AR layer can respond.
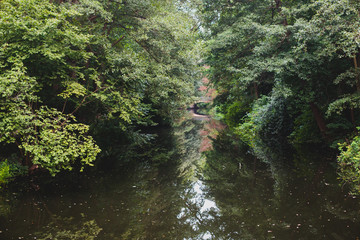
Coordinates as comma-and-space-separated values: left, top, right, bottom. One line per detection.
350, 54, 359, 129
354, 55, 360, 92
275, 0, 281, 10
253, 82, 259, 99
274, 0, 288, 26
309, 102, 328, 140
350, 107, 357, 131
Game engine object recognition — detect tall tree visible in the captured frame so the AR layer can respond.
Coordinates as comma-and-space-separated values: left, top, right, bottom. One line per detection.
201, 0, 360, 192
0, 0, 202, 179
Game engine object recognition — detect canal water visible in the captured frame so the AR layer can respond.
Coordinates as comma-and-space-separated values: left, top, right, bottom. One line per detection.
0, 114, 360, 239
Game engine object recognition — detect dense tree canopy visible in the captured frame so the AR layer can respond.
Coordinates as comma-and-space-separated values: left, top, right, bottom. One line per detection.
201, 0, 360, 193
0, 0, 202, 182
2, 0, 360, 195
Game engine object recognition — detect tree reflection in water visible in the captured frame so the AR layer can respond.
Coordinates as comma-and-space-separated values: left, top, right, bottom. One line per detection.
1, 117, 360, 239
202, 130, 360, 240
0, 117, 212, 239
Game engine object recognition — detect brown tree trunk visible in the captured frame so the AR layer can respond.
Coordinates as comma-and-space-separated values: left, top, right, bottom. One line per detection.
354, 55, 360, 91
309, 102, 328, 140
350, 54, 360, 129
112, 36, 125, 47
350, 107, 356, 129
274, 0, 288, 26
275, 0, 281, 10
254, 82, 259, 99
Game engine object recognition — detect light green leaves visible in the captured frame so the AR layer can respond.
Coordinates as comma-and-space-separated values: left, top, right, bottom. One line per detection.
58, 81, 87, 99
0, 0, 201, 178
0, 60, 37, 99
21, 107, 101, 176
338, 130, 360, 194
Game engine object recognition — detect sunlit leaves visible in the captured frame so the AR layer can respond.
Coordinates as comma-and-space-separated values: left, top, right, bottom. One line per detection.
0, 71, 101, 175
21, 107, 101, 176
0, 0, 201, 178
0, 60, 37, 100
338, 131, 360, 194
311, 0, 360, 58
58, 81, 87, 99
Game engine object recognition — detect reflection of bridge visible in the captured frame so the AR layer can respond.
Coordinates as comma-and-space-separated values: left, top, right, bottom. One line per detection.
189, 109, 210, 121
187, 96, 212, 121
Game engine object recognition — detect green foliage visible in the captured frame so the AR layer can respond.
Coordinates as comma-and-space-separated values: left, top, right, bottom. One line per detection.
233, 99, 265, 149
201, 0, 360, 189
0, 57, 101, 175
202, 0, 360, 132
22, 108, 101, 176
232, 95, 294, 162
0, 104, 101, 176
327, 93, 360, 116
289, 109, 322, 144
0, 0, 201, 179
0, 161, 11, 186
337, 131, 360, 194
0, 159, 27, 187
256, 96, 293, 148
224, 100, 251, 128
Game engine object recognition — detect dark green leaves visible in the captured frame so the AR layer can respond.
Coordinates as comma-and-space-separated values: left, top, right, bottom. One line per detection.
0, 0, 201, 178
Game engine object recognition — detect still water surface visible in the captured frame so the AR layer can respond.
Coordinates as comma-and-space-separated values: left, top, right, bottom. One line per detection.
0, 115, 360, 239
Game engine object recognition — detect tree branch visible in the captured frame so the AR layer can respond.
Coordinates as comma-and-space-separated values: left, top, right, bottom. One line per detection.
111, 36, 125, 47
133, 39, 161, 63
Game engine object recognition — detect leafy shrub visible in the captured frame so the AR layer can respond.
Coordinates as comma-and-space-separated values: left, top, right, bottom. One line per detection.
256, 96, 293, 148
225, 100, 251, 128
0, 161, 11, 186
289, 109, 322, 144
234, 95, 294, 163
234, 96, 268, 148
337, 131, 360, 194
0, 159, 27, 187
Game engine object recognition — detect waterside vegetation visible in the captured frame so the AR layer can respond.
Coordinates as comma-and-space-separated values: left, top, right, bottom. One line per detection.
201, 0, 360, 194
1, 0, 360, 196
0, 0, 202, 185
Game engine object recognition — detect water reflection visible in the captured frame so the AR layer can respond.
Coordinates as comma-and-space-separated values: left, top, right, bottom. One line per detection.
178, 180, 219, 240
35, 215, 102, 240
0, 116, 360, 239
0, 116, 212, 239
202, 130, 360, 239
